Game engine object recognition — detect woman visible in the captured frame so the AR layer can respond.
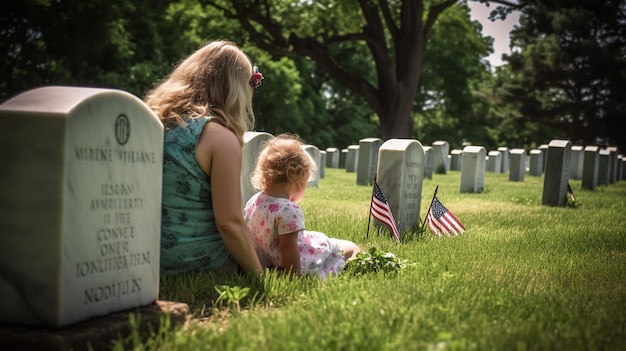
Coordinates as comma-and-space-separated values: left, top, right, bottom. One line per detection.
145, 40, 264, 275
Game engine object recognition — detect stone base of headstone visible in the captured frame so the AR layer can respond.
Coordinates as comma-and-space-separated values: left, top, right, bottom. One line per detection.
0, 300, 190, 351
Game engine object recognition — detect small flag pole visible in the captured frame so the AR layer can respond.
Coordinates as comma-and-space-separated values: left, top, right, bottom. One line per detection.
366, 173, 377, 239
420, 185, 439, 234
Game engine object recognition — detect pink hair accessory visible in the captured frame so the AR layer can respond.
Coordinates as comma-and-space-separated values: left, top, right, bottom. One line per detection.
250, 65, 264, 89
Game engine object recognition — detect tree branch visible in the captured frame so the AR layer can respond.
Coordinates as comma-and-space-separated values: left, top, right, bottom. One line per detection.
378, 0, 399, 42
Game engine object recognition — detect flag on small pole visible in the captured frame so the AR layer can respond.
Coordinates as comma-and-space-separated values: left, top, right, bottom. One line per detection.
369, 179, 401, 242
427, 195, 465, 237
567, 181, 576, 204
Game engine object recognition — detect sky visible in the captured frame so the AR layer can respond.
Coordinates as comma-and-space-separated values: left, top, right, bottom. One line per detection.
467, 1, 521, 68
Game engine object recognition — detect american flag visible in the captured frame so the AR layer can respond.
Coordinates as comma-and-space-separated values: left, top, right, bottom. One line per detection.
427, 196, 465, 236
371, 181, 401, 242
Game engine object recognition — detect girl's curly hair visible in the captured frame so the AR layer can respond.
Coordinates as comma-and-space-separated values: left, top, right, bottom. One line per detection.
251, 134, 316, 191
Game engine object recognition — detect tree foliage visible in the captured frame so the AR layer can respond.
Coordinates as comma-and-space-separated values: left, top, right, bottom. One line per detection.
493, 0, 626, 150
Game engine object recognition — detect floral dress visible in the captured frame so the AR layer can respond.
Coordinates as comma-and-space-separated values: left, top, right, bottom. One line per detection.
244, 192, 346, 278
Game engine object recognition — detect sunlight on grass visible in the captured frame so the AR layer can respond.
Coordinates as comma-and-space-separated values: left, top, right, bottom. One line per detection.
145, 168, 626, 351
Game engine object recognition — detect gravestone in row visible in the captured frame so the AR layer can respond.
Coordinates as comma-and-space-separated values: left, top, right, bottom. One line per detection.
569, 145, 584, 180
529, 149, 543, 176
619, 155, 625, 181
0, 86, 163, 327
432, 141, 449, 174
598, 149, 611, 186
606, 146, 618, 183
345, 145, 359, 173
326, 147, 339, 168
460, 146, 486, 193
509, 148, 526, 182
423, 146, 433, 180
538, 144, 549, 170
450, 149, 462, 171
376, 139, 426, 232
339, 148, 348, 169
486, 150, 502, 173
242, 131, 273, 205
319, 150, 326, 179
621, 157, 626, 181
542, 140, 571, 206
498, 147, 509, 173
303, 144, 321, 187
582, 146, 599, 190
356, 138, 382, 185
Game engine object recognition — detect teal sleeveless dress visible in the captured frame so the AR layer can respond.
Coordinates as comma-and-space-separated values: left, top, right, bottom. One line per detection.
160, 116, 230, 274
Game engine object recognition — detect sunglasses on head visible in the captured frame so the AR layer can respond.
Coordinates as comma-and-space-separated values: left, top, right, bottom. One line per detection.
250, 65, 264, 89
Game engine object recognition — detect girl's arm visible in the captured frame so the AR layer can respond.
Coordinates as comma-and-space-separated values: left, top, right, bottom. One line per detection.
278, 232, 301, 276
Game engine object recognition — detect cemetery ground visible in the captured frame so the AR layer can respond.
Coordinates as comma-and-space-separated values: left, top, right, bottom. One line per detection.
120, 169, 624, 351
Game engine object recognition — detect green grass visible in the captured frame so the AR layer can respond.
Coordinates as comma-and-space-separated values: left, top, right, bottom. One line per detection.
119, 169, 626, 351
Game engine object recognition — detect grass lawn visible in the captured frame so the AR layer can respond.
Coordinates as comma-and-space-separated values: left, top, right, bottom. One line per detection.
123, 168, 626, 351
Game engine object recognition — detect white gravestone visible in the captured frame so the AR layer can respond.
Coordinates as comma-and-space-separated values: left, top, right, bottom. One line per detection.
498, 147, 509, 173
569, 146, 584, 180
356, 138, 382, 185
376, 139, 426, 232
450, 149, 462, 171
538, 144, 549, 170
325, 147, 339, 168
606, 146, 618, 183
486, 150, 502, 173
242, 132, 273, 206
346, 145, 359, 173
423, 146, 433, 180
529, 149, 543, 176
0, 86, 163, 327
432, 141, 450, 174
598, 149, 611, 186
303, 144, 321, 187
509, 149, 526, 182
460, 146, 486, 193
542, 140, 571, 206
582, 146, 599, 190
319, 150, 326, 179
339, 148, 348, 169
620, 156, 626, 181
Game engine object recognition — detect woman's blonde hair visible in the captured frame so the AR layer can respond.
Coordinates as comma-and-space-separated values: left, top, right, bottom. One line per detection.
251, 134, 315, 191
144, 40, 255, 145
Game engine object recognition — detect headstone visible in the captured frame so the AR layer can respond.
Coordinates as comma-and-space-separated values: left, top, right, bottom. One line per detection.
356, 138, 382, 185
582, 146, 599, 190
319, 150, 326, 179
432, 141, 450, 174
538, 144, 549, 170
242, 131, 274, 205
339, 148, 348, 169
509, 149, 526, 182
302, 144, 321, 187
620, 156, 626, 181
449, 149, 462, 171
460, 146, 486, 193
498, 147, 509, 173
542, 140, 571, 206
325, 147, 339, 168
376, 139, 426, 232
618, 155, 624, 181
0, 86, 163, 327
606, 146, 618, 183
423, 146, 433, 180
345, 145, 359, 173
569, 146, 584, 180
598, 149, 611, 186
486, 150, 502, 173
462, 142, 472, 147
528, 149, 543, 176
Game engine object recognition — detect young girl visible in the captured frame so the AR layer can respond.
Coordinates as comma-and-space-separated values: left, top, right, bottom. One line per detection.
244, 134, 361, 278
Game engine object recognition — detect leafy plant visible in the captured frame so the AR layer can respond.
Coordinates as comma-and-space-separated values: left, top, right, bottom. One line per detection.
345, 247, 412, 274
214, 285, 250, 314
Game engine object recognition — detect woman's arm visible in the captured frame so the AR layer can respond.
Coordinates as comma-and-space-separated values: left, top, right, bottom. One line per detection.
278, 232, 301, 276
197, 123, 263, 274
